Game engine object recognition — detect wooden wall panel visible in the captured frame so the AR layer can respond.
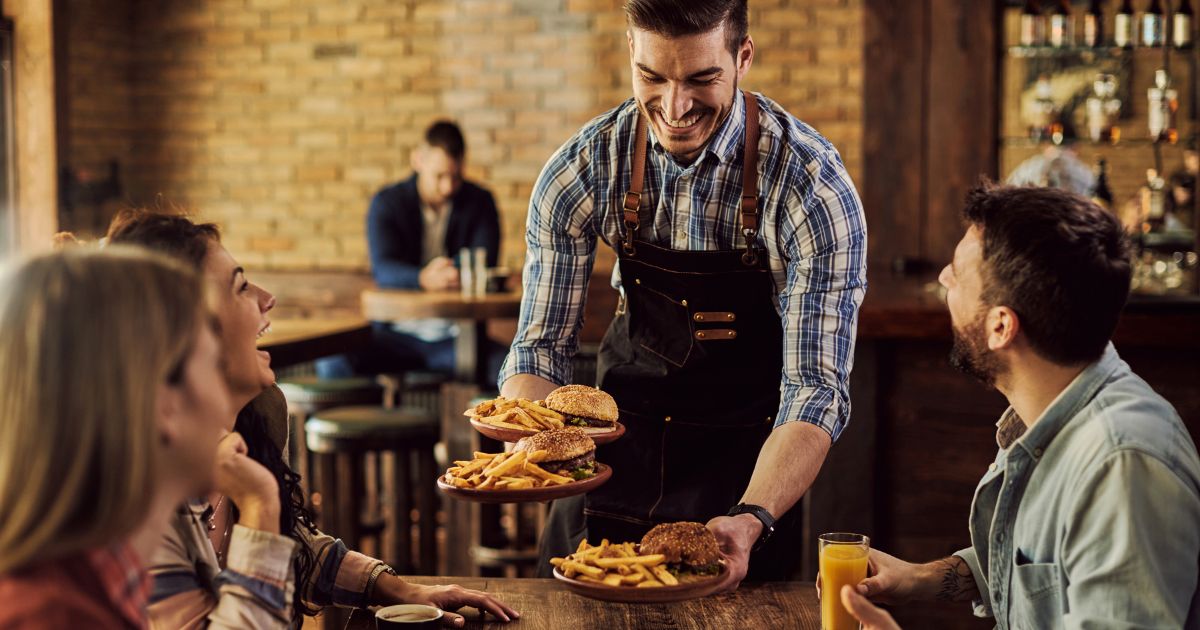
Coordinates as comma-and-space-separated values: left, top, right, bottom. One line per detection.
863, 0, 926, 267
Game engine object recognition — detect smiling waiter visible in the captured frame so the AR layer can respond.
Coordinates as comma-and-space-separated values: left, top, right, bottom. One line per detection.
499, 0, 867, 589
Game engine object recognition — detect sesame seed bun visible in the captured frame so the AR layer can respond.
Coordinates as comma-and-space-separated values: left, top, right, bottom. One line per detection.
639, 522, 722, 569
513, 427, 595, 462
544, 385, 618, 428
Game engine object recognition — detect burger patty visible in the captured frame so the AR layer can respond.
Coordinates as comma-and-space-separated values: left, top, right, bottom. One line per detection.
538, 450, 595, 474
668, 561, 722, 577
563, 414, 612, 428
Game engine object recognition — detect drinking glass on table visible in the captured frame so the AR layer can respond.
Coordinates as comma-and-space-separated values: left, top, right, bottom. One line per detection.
819, 533, 870, 630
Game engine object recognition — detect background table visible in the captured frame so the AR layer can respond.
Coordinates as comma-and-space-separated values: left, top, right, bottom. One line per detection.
258, 318, 370, 369
360, 289, 523, 386
344, 577, 821, 629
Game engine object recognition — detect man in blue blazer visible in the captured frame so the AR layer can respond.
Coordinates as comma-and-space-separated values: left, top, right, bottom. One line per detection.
318, 120, 504, 379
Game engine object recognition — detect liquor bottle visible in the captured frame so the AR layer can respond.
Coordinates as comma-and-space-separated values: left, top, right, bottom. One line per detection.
1146, 168, 1166, 232
1115, 0, 1136, 47
1083, 0, 1106, 47
1148, 68, 1179, 143
1092, 159, 1115, 210
1050, 0, 1075, 46
1021, 0, 1046, 46
1143, 0, 1165, 46
1175, 0, 1194, 48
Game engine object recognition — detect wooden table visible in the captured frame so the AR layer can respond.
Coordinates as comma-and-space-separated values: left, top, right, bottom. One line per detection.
360, 288, 523, 385
257, 318, 371, 369
344, 577, 821, 629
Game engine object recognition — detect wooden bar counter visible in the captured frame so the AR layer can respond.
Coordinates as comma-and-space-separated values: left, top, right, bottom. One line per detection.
345, 577, 821, 629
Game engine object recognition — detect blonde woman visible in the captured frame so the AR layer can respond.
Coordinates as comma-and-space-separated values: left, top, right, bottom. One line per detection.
0, 247, 232, 628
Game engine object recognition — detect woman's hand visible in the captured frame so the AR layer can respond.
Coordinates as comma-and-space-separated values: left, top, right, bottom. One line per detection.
212, 432, 280, 533
376, 575, 519, 627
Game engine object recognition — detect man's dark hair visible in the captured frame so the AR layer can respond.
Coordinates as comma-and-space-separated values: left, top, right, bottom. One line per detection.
625, 0, 749, 56
962, 182, 1132, 365
424, 120, 466, 161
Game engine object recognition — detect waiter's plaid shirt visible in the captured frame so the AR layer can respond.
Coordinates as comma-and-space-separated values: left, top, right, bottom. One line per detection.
498, 91, 867, 440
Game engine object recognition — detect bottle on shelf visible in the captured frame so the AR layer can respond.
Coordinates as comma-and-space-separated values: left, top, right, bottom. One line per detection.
1145, 168, 1167, 232
1148, 68, 1179, 143
1143, 0, 1166, 47
1083, 0, 1106, 47
1050, 0, 1075, 47
1175, 0, 1194, 48
1115, 0, 1136, 47
1021, 0, 1047, 47
1087, 73, 1123, 142
1092, 158, 1115, 210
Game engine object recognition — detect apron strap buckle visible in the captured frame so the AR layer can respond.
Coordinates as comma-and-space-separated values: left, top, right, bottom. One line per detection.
741, 227, 759, 266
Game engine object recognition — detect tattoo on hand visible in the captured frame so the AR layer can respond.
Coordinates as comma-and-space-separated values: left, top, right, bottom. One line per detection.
934, 556, 977, 602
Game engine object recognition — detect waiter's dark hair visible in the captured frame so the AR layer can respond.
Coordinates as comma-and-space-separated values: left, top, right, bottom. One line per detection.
961, 181, 1131, 365
624, 0, 749, 56
424, 120, 466, 161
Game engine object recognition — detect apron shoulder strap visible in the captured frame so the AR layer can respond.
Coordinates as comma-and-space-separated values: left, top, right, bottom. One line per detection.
740, 91, 762, 266
622, 115, 649, 255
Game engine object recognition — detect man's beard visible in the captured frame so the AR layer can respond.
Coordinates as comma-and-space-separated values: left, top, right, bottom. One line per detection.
949, 313, 1006, 387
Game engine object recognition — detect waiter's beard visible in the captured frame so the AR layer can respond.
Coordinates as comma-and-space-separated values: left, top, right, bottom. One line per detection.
949, 313, 1006, 387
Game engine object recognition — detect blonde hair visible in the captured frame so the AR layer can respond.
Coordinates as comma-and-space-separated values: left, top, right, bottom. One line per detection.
0, 246, 205, 572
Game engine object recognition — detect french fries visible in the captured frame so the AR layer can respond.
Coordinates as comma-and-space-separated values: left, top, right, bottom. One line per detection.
443, 449, 575, 490
551, 540, 678, 588
464, 395, 566, 432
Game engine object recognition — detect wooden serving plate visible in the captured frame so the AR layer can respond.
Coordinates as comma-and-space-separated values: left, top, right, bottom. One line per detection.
552, 563, 728, 603
437, 463, 612, 504
468, 419, 626, 446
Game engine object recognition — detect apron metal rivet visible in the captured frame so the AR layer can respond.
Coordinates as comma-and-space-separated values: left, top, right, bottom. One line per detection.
681, 299, 688, 306
697, 332, 706, 339
635, 278, 641, 285
727, 331, 735, 337
664, 416, 671, 422
727, 313, 734, 320
695, 314, 704, 321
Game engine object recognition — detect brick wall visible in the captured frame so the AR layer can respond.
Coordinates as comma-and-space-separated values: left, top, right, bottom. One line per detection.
66, 0, 863, 273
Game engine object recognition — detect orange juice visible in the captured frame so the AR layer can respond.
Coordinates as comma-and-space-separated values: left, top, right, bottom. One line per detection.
819, 543, 869, 630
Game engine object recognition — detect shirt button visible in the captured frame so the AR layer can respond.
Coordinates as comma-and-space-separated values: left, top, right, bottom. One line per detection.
1033, 448, 1043, 458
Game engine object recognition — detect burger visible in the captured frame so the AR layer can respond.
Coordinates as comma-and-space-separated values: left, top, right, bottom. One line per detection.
514, 427, 597, 480
639, 522, 723, 577
544, 384, 618, 433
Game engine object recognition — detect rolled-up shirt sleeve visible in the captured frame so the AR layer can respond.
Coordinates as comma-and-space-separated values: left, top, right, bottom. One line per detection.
774, 149, 867, 440
498, 139, 598, 389
207, 525, 297, 629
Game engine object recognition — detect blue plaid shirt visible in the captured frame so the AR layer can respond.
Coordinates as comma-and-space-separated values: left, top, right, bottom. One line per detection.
499, 91, 867, 440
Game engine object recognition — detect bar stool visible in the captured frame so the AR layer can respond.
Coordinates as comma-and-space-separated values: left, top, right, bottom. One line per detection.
277, 377, 384, 501
305, 405, 440, 576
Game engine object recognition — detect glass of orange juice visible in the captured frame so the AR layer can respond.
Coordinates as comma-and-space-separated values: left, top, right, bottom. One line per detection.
819, 532, 870, 630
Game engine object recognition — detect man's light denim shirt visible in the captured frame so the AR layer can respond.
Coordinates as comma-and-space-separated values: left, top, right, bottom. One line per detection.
954, 344, 1200, 629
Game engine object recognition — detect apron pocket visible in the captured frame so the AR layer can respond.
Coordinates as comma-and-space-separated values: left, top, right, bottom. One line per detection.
629, 284, 694, 368
651, 418, 770, 523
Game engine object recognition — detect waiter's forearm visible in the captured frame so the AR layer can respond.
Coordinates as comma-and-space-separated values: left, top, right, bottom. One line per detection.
739, 421, 832, 518
499, 373, 559, 401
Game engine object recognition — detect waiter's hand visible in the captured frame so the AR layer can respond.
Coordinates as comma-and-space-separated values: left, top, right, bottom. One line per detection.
419, 256, 460, 291
706, 513, 761, 593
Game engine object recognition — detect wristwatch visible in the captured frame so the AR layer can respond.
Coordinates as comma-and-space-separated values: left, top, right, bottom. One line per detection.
727, 503, 776, 551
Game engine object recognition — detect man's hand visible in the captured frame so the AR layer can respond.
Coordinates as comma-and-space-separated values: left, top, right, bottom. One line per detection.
841, 585, 902, 630
419, 256, 460, 291
498, 373, 558, 401
706, 513, 762, 593
817, 549, 977, 605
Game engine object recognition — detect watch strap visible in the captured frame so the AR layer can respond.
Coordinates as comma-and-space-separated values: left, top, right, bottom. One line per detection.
727, 503, 776, 550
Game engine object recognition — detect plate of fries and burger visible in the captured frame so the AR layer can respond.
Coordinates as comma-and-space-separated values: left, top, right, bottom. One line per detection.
463, 385, 625, 445
437, 427, 612, 503
550, 522, 729, 603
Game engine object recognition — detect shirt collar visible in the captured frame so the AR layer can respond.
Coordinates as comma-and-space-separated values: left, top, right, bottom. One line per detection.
999, 343, 1123, 456
645, 90, 747, 166
85, 543, 151, 629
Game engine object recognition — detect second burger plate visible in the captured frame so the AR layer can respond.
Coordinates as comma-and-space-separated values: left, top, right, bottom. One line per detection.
437, 463, 612, 504
469, 419, 626, 445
